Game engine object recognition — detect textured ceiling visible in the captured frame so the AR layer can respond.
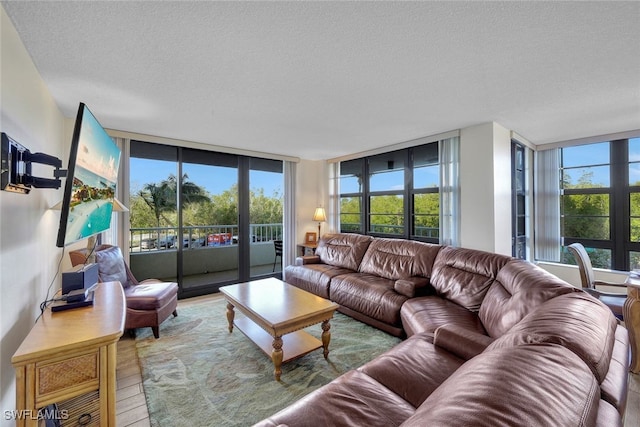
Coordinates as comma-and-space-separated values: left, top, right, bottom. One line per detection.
2, 1, 639, 160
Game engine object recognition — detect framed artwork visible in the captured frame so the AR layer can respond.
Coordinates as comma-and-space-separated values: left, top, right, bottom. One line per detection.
305, 232, 317, 244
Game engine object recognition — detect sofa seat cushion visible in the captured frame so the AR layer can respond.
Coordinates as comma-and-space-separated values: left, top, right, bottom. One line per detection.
124, 282, 178, 311
487, 292, 618, 384
358, 238, 442, 280
401, 296, 486, 337
284, 264, 354, 299
330, 273, 408, 326
402, 344, 601, 427
430, 246, 512, 312
314, 233, 374, 271
478, 258, 577, 337
358, 332, 464, 408
253, 370, 415, 427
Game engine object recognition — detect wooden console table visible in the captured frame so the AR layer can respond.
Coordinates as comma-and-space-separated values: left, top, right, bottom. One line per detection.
624, 276, 640, 373
11, 282, 125, 427
221, 278, 338, 381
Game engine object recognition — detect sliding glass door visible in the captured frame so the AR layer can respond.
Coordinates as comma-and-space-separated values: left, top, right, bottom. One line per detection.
249, 158, 284, 276
128, 142, 179, 286
129, 140, 283, 297
181, 149, 239, 291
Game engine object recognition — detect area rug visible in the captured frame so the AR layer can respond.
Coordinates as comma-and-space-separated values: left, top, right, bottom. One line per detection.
135, 296, 402, 427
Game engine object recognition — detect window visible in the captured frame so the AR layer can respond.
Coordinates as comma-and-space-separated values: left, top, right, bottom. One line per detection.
628, 138, 640, 269
339, 142, 439, 242
129, 140, 283, 297
339, 159, 364, 233
560, 138, 640, 270
412, 144, 439, 240
512, 141, 527, 259
368, 150, 406, 235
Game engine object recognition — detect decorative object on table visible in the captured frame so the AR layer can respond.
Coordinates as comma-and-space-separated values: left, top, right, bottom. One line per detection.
305, 232, 317, 244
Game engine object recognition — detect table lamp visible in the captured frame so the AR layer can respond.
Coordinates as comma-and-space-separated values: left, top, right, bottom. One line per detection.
313, 207, 327, 239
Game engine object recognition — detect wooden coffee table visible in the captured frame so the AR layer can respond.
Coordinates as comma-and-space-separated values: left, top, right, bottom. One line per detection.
220, 277, 339, 380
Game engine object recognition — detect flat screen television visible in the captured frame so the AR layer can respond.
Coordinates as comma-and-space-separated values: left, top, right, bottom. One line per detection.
56, 103, 122, 247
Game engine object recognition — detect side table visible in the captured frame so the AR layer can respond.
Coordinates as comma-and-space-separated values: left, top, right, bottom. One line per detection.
11, 281, 125, 426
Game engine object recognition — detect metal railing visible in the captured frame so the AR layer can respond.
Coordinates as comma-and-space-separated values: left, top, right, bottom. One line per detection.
130, 223, 283, 252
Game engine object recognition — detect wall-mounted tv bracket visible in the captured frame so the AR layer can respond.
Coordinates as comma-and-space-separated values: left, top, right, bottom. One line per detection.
1, 132, 67, 194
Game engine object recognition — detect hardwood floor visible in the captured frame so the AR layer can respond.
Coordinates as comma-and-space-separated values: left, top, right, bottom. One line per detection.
116, 335, 150, 427
115, 294, 640, 426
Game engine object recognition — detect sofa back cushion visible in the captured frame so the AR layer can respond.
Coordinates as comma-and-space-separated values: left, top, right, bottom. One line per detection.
402, 344, 600, 427
479, 259, 577, 337
429, 246, 512, 312
358, 238, 442, 280
487, 292, 618, 383
315, 233, 374, 271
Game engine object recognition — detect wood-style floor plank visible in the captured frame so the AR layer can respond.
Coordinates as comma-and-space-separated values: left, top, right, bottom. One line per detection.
116, 334, 149, 427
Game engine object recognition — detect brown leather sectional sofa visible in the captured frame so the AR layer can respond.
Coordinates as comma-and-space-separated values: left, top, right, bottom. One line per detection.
254, 233, 630, 426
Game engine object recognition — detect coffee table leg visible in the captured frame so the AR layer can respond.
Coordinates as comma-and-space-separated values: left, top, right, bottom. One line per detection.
226, 303, 235, 333
272, 337, 283, 381
321, 319, 331, 359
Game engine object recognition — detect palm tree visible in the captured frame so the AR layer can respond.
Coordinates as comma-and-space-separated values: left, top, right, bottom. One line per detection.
139, 174, 210, 228
139, 182, 175, 228
164, 174, 210, 206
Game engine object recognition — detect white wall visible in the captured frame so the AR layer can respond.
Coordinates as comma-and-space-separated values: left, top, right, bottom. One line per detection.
295, 159, 329, 243
459, 122, 513, 255
491, 123, 513, 255
0, 6, 66, 421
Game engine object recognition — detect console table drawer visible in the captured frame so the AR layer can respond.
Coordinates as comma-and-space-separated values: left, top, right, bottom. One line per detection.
36, 351, 100, 404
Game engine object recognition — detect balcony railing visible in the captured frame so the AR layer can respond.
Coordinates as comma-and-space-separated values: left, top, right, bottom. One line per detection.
128, 223, 284, 287
130, 223, 283, 252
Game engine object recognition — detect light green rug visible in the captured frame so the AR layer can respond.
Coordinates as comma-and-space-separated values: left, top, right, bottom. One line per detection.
135, 296, 402, 427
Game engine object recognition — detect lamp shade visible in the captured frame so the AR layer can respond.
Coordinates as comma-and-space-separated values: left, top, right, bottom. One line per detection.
313, 207, 327, 222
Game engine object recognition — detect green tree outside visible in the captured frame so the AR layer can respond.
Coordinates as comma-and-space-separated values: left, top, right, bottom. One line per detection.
130, 179, 283, 230
560, 170, 640, 268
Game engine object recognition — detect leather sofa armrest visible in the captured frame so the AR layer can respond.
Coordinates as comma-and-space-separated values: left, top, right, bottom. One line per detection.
295, 255, 321, 266
394, 277, 431, 298
434, 324, 494, 360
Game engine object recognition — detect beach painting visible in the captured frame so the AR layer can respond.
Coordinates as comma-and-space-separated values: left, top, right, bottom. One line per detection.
63, 107, 121, 244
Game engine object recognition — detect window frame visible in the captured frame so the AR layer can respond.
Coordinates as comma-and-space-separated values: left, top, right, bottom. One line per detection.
560, 138, 640, 270
338, 142, 439, 243
512, 141, 527, 259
